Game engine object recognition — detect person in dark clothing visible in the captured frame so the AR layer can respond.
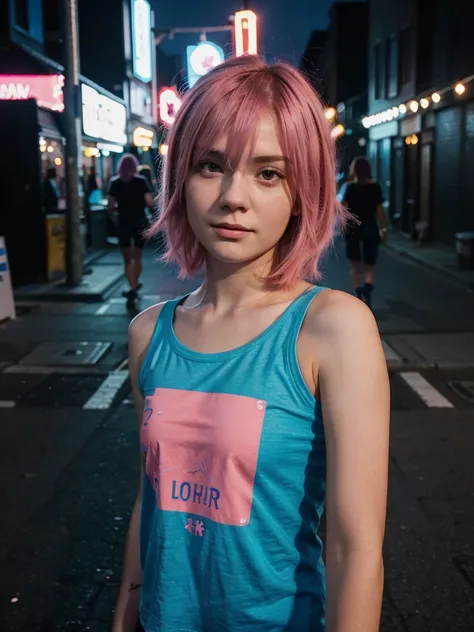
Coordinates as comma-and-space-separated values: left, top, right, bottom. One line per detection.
342, 157, 387, 308
108, 154, 154, 305
43, 166, 60, 214
137, 164, 155, 193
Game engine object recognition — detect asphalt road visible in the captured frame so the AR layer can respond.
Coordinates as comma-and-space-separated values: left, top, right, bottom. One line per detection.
0, 242, 473, 631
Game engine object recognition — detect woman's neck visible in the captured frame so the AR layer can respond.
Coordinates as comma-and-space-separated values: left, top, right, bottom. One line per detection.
187, 252, 303, 314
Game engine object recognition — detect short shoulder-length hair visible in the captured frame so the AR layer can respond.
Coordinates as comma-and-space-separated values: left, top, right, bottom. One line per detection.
148, 55, 347, 288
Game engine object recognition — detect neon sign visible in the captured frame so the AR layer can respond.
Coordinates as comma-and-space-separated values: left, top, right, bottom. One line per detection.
81, 84, 127, 145
186, 41, 225, 89
159, 87, 182, 126
132, 0, 153, 83
133, 125, 154, 148
234, 10, 258, 56
0, 74, 64, 111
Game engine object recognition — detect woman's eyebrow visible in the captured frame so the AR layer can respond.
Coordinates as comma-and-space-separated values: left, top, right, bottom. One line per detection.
251, 155, 290, 164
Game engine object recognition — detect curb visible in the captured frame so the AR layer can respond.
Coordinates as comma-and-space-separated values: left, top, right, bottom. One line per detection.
384, 242, 474, 291
14, 270, 124, 304
387, 360, 474, 373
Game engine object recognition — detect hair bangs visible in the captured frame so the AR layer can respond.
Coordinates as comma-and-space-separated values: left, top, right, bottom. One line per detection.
192, 78, 273, 171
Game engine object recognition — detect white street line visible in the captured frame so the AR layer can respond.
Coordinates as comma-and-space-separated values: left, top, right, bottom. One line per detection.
382, 340, 403, 364
4, 365, 54, 375
83, 371, 128, 410
115, 358, 129, 372
95, 304, 110, 315
142, 295, 161, 301
0, 400, 16, 408
400, 372, 454, 408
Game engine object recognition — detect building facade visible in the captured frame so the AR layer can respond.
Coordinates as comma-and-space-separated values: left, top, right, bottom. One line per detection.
301, 2, 369, 183
366, 0, 474, 246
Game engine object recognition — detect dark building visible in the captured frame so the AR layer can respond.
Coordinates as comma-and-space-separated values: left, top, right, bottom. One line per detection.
301, 2, 369, 183
0, 0, 69, 285
44, 0, 157, 168
366, 0, 474, 246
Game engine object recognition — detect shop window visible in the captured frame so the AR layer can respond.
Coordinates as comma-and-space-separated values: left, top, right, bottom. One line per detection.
399, 27, 413, 88
386, 35, 399, 99
374, 43, 385, 101
15, 0, 29, 31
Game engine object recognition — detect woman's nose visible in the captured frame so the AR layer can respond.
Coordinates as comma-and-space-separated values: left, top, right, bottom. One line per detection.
219, 173, 250, 212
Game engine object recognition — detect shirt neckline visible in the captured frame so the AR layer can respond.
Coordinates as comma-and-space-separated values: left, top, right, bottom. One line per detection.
165, 286, 319, 363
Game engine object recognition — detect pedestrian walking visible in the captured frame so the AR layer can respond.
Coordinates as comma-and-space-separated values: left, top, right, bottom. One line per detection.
112, 56, 389, 632
342, 156, 387, 308
107, 154, 154, 308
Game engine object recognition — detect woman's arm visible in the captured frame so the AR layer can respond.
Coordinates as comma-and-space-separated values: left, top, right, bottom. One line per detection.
144, 192, 154, 210
376, 204, 387, 243
108, 195, 116, 214
315, 291, 390, 632
112, 305, 164, 632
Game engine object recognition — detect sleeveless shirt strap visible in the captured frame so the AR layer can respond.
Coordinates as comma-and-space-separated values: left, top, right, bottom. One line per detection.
283, 286, 328, 407
138, 293, 191, 394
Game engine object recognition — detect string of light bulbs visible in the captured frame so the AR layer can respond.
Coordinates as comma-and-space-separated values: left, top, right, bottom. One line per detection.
361, 74, 474, 129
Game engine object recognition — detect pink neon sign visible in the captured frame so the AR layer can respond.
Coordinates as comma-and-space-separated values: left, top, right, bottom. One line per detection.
0, 74, 65, 112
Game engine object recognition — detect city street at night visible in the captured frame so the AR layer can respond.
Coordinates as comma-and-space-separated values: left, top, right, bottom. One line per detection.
0, 241, 473, 631
2, 0, 474, 629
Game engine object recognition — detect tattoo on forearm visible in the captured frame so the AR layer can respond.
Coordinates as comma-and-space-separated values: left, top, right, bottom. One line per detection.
128, 582, 142, 592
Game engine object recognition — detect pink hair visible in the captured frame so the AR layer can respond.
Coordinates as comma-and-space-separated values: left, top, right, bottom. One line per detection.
118, 153, 139, 183
147, 55, 348, 288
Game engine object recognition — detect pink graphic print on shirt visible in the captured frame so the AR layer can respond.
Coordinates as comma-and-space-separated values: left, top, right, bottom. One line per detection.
140, 388, 266, 527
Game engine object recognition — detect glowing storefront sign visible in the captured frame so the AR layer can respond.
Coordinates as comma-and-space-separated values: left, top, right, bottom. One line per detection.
132, 0, 153, 83
133, 125, 154, 148
0, 74, 64, 111
81, 84, 127, 145
159, 87, 182, 126
186, 41, 225, 89
234, 10, 258, 56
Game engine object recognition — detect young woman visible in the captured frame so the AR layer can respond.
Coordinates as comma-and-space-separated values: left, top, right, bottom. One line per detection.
112, 56, 390, 632
108, 154, 154, 306
342, 157, 387, 308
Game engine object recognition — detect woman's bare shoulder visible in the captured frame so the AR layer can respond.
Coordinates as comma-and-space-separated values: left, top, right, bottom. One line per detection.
306, 288, 378, 341
128, 302, 167, 367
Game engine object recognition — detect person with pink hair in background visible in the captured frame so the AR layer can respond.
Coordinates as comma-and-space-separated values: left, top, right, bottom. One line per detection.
108, 154, 154, 307
112, 56, 389, 632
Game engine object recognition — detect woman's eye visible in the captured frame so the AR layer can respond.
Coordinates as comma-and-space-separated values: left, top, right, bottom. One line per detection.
200, 161, 222, 175
259, 169, 281, 182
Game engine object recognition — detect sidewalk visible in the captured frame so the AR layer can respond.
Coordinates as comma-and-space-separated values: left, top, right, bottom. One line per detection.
385, 231, 474, 291
13, 247, 124, 303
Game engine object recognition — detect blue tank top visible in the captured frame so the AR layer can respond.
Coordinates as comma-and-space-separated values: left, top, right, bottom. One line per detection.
139, 286, 328, 632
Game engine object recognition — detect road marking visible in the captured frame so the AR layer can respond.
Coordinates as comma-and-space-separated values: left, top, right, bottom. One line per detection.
95, 304, 110, 315
83, 371, 128, 410
4, 365, 54, 375
382, 340, 403, 365
3, 365, 107, 376
142, 294, 161, 301
115, 358, 128, 372
0, 400, 16, 408
400, 372, 454, 408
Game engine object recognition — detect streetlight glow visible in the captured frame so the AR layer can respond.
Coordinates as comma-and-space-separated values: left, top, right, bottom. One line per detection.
432, 92, 441, 103
455, 83, 466, 95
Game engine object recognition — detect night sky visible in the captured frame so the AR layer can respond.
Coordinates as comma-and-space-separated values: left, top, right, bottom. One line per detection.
152, 0, 364, 65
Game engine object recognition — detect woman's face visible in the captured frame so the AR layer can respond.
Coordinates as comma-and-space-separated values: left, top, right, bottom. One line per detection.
185, 115, 294, 271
